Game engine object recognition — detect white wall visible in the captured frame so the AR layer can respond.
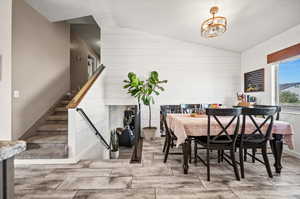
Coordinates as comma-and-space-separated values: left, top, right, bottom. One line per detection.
109, 105, 135, 130
0, 0, 13, 140
102, 27, 241, 131
241, 24, 300, 104
241, 24, 300, 154
68, 69, 110, 161
12, 0, 70, 140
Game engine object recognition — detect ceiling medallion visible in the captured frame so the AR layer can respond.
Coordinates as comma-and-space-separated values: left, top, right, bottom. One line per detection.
201, 6, 227, 38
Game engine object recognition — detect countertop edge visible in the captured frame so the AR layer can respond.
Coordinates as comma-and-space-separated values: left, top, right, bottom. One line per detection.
0, 141, 26, 161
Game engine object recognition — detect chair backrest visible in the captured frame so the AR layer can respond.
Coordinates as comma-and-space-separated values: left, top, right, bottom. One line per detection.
206, 108, 242, 145
181, 104, 203, 113
172, 105, 182, 113
161, 105, 182, 113
241, 107, 277, 143
253, 105, 281, 120
161, 112, 172, 137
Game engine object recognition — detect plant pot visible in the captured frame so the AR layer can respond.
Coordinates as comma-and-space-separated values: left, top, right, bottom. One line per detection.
110, 150, 119, 159
143, 127, 157, 141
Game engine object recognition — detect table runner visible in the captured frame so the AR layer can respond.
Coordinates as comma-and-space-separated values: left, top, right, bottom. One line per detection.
167, 113, 294, 149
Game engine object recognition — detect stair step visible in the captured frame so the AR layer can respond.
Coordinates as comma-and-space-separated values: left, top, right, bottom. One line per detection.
37, 124, 67, 132
26, 135, 67, 144
15, 93, 72, 160
60, 100, 70, 105
47, 114, 68, 121
16, 144, 68, 159
36, 131, 67, 136
55, 107, 67, 112
63, 94, 73, 101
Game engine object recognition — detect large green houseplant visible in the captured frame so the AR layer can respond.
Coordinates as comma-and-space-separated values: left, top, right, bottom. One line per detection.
123, 71, 167, 140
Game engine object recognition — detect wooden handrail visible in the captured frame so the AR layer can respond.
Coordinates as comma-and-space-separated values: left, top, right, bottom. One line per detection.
67, 65, 105, 109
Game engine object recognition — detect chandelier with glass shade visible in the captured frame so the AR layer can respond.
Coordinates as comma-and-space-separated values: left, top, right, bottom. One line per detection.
201, 6, 227, 38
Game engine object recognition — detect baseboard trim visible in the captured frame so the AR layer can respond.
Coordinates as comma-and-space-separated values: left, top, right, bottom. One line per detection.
15, 143, 107, 165
15, 158, 78, 165
284, 149, 300, 159
74, 142, 107, 162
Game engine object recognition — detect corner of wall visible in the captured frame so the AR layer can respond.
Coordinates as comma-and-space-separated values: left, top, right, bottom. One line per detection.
0, 0, 13, 140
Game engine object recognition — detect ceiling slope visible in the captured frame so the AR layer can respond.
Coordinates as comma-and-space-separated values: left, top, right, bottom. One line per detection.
25, 0, 300, 52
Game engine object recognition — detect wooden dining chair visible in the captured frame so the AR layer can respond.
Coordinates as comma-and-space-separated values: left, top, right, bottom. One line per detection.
245, 105, 281, 162
161, 105, 182, 153
238, 107, 277, 178
161, 105, 177, 136
254, 105, 281, 120
161, 112, 184, 163
194, 108, 242, 181
161, 111, 176, 153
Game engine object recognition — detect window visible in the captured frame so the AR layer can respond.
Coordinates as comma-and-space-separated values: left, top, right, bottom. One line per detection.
277, 57, 300, 112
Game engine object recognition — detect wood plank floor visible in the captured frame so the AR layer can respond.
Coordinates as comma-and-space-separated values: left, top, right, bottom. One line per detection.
15, 138, 300, 199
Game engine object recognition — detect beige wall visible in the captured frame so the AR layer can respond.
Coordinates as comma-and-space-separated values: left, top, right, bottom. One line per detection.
0, 0, 13, 140
12, 0, 70, 140
70, 32, 99, 91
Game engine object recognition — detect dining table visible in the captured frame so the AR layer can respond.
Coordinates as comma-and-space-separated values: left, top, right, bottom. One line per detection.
166, 113, 294, 174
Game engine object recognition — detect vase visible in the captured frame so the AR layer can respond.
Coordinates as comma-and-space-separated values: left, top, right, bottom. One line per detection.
110, 150, 119, 159
143, 127, 157, 140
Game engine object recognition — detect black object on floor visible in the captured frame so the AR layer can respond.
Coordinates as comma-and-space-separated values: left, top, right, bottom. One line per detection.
118, 127, 135, 147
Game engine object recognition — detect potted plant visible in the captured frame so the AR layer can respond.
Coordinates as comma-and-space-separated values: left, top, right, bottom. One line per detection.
123, 72, 144, 105
110, 129, 119, 159
123, 71, 167, 140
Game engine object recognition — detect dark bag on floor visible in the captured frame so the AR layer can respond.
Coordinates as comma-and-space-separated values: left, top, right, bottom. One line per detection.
118, 126, 135, 147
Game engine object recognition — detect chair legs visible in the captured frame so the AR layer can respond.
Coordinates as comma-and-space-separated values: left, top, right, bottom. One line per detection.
162, 136, 168, 153
207, 149, 210, 181
244, 148, 247, 161
194, 142, 197, 164
252, 148, 256, 163
164, 137, 171, 163
230, 149, 240, 181
240, 145, 273, 179
171, 139, 175, 148
239, 147, 245, 178
217, 150, 224, 163
221, 150, 224, 162
188, 139, 192, 163
262, 146, 273, 178
196, 147, 239, 181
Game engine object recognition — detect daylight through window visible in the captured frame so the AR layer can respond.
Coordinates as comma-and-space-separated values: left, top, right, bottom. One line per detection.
278, 57, 300, 112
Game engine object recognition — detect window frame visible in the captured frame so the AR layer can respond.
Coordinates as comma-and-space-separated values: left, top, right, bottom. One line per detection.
274, 55, 300, 113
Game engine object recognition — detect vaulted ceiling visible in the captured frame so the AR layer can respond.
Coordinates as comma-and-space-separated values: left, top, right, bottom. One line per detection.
25, 0, 300, 52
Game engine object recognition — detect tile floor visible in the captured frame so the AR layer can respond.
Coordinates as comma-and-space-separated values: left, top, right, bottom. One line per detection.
15, 138, 300, 199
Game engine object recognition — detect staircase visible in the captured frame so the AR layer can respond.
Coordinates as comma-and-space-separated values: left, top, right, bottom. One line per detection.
16, 94, 72, 159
